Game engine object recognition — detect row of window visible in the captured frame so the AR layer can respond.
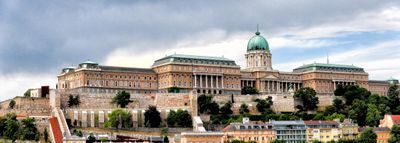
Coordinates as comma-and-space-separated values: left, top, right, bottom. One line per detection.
77, 88, 153, 94
238, 136, 273, 141
308, 135, 338, 139
85, 73, 156, 80
85, 80, 156, 89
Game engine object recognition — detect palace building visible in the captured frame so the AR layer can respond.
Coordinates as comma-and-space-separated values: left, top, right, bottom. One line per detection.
57, 30, 398, 97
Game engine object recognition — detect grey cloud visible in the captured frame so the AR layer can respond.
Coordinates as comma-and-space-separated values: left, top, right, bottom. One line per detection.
0, 0, 399, 74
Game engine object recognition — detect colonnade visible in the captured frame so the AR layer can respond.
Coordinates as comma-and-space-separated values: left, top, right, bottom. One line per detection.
194, 74, 224, 94
333, 81, 356, 90
260, 80, 302, 94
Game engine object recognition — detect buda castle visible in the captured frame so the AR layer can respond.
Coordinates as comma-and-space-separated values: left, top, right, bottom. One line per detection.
57, 30, 398, 98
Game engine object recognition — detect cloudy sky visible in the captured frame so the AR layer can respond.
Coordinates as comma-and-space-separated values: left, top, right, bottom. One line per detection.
1, 0, 400, 101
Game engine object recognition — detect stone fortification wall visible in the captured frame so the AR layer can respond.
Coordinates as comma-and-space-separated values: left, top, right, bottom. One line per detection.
213, 94, 333, 113
60, 93, 192, 110
317, 95, 333, 110
154, 93, 191, 107
64, 106, 191, 128
60, 93, 153, 109
0, 97, 51, 116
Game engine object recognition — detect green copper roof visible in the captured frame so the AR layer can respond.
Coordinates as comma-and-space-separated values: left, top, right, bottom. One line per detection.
293, 63, 365, 73
162, 54, 234, 61
388, 77, 399, 85
247, 31, 269, 52
153, 54, 237, 66
81, 60, 98, 65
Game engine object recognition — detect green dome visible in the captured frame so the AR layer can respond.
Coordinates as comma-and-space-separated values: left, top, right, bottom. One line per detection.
247, 31, 269, 52
388, 77, 399, 85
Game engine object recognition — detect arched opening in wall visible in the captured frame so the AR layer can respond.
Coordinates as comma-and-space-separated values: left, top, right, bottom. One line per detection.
197, 89, 200, 93
213, 90, 216, 94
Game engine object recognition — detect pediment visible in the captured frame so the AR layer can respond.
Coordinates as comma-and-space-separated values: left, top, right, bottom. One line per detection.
262, 74, 279, 79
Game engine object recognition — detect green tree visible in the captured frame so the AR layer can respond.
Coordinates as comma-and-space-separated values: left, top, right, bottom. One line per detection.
348, 99, 368, 126
342, 85, 370, 105
167, 87, 181, 93
332, 98, 344, 113
358, 128, 377, 143
68, 95, 74, 107
88, 133, 96, 143
198, 94, 219, 114
368, 94, 380, 105
220, 101, 233, 116
313, 113, 325, 120
241, 86, 259, 95
323, 105, 336, 115
168, 109, 192, 127
9, 100, 16, 109
176, 109, 192, 127
4, 113, 19, 141
161, 127, 169, 137
255, 97, 273, 113
144, 106, 162, 127
230, 140, 257, 143
24, 89, 31, 97
389, 124, 400, 143
76, 130, 83, 137
325, 113, 346, 121
294, 87, 319, 110
0, 116, 6, 136
44, 128, 49, 143
239, 103, 249, 114
387, 85, 400, 114
164, 136, 169, 143
208, 101, 220, 115
68, 95, 81, 108
334, 84, 346, 96
271, 139, 285, 143
366, 104, 381, 127
337, 139, 358, 143
166, 110, 177, 127
104, 109, 132, 129
111, 91, 132, 108
21, 117, 40, 141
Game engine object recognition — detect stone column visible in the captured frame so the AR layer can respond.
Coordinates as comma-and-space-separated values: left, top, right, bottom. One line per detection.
132, 110, 138, 128
74, 111, 78, 124
99, 111, 104, 125
90, 111, 95, 127
333, 81, 336, 91
272, 81, 275, 92
82, 111, 87, 127
277, 81, 281, 93
211, 76, 214, 88
200, 75, 203, 88
206, 75, 208, 88
286, 82, 288, 92
216, 76, 219, 88
260, 81, 264, 92
267, 81, 270, 93
194, 75, 197, 88
222, 76, 224, 89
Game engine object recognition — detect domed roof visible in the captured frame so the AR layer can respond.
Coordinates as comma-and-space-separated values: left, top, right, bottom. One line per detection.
247, 31, 269, 52
388, 77, 399, 85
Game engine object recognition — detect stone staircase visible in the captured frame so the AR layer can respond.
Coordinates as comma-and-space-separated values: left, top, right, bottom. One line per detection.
52, 108, 71, 137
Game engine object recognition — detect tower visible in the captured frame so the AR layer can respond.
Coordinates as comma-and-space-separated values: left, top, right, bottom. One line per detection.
245, 29, 272, 71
